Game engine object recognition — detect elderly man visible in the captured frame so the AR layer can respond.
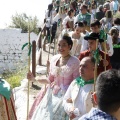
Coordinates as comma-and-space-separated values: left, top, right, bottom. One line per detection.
79, 69, 120, 120
63, 57, 95, 120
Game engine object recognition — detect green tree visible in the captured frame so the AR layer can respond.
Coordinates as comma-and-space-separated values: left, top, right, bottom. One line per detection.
10, 13, 39, 34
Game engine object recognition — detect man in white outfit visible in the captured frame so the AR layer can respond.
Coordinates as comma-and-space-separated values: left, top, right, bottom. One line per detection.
63, 56, 95, 120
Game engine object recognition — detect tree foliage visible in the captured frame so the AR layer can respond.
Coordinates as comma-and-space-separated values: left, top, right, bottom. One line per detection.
10, 13, 39, 34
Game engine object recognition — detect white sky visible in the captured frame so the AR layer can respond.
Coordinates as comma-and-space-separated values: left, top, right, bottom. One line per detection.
0, 0, 52, 28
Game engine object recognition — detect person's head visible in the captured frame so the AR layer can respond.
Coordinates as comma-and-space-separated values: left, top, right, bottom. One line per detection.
58, 35, 73, 57
103, 2, 110, 12
79, 57, 95, 81
70, 1, 77, 10
84, 32, 104, 51
95, 69, 120, 120
80, 4, 88, 14
90, 20, 101, 33
48, 3, 53, 11
74, 22, 84, 35
48, 3, 53, 17
109, 27, 119, 44
98, 5, 104, 12
105, 10, 113, 18
67, 9, 75, 17
114, 18, 120, 26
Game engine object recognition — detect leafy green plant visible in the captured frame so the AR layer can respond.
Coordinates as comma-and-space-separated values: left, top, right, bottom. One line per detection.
10, 13, 39, 34
1, 66, 28, 88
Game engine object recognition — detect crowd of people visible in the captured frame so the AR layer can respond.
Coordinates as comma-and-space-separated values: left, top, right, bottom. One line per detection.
0, 0, 120, 120
26, 0, 120, 120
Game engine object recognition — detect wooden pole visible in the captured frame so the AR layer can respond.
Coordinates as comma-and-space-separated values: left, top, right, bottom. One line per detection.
32, 40, 36, 87
94, 39, 99, 92
104, 41, 107, 71
26, 23, 31, 120
32, 40, 36, 77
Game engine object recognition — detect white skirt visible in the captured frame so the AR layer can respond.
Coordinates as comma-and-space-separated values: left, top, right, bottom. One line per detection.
31, 86, 69, 120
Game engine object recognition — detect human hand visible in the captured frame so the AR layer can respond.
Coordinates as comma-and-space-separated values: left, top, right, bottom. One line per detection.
27, 71, 35, 82
106, 43, 110, 51
47, 60, 50, 67
103, 59, 109, 66
66, 98, 73, 103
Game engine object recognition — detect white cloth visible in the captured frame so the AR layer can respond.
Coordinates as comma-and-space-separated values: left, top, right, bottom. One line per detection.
53, 13, 66, 23
31, 86, 69, 120
45, 10, 56, 27
69, 31, 85, 56
63, 80, 94, 120
80, 32, 89, 53
62, 16, 74, 29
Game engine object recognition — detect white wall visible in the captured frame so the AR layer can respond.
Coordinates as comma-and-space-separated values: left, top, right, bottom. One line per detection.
0, 28, 37, 74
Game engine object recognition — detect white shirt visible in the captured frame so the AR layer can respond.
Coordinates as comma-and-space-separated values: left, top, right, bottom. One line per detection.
62, 16, 74, 29
63, 80, 93, 120
69, 31, 85, 56
53, 13, 66, 23
45, 10, 56, 27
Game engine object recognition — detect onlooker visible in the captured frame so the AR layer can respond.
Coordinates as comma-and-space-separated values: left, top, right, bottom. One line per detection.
109, 27, 120, 69
96, 5, 105, 21
100, 10, 113, 33
79, 69, 120, 120
74, 4, 92, 31
62, 9, 75, 30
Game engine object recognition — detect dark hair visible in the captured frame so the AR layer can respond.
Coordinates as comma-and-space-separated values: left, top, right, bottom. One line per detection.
90, 20, 101, 27
70, 1, 77, 10
62, 35, 73, 50
96, 69, 120, 113
105, 10, 113, 18
48, 3, 53, 17
67, 9, 74, 16
82, 20, 87, 26
81, 4, 88, 10
114, 18, 120, 25
75, 22, 84, 28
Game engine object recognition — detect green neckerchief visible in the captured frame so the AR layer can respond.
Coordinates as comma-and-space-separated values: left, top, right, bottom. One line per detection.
113, 44, 120, 48
0, 78, 11, 100
99, 30, 107, 41
93, 48, 100, 65
76, 77, 94, 87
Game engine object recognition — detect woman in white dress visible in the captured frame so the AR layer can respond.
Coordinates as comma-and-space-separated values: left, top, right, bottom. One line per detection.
69, 22, 85, 57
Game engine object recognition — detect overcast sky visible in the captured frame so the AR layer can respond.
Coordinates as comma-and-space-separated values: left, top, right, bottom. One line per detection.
0, 0, 52, 28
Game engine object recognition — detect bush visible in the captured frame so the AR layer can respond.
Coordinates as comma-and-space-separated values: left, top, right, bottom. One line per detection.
10, 13, 39, 34
1, 66, 28, 88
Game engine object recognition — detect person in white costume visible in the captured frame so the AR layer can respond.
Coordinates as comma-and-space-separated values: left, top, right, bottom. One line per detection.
63, 56, 95, 120
68, 22, 85, 57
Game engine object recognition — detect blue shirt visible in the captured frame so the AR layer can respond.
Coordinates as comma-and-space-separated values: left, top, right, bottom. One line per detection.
79, 107, 117, 120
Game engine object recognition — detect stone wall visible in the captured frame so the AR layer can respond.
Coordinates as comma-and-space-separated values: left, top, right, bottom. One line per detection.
0, 28, 37, 74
